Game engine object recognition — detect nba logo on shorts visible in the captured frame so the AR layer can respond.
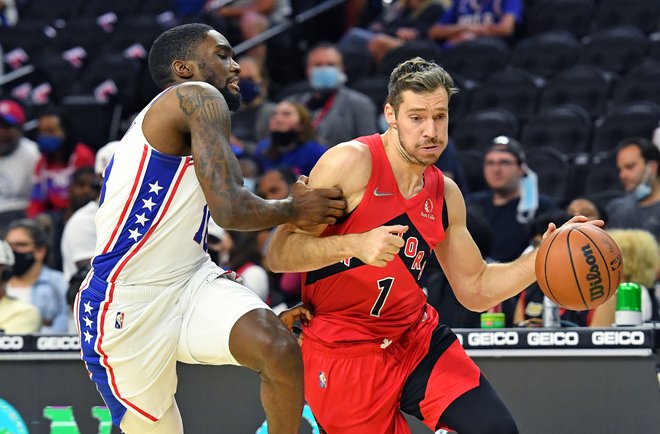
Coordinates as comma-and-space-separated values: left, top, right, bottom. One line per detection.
319, 371, 327, 389
115, 312, 124, 329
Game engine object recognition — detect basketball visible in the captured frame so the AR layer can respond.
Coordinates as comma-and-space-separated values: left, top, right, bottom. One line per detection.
535, 224, 623, 311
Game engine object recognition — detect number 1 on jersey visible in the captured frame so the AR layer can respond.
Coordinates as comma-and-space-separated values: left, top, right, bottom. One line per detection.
371, 277, 394, 317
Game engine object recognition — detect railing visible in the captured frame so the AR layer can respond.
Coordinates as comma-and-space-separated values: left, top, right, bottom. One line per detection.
234, 0, 348, 55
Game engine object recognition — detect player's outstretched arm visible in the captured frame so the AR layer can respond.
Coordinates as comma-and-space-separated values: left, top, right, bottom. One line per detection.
177, 82, 344, 230
436, 177, 601, 312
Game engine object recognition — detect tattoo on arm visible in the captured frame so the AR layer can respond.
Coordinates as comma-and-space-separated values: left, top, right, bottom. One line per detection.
176, 84, 290, 229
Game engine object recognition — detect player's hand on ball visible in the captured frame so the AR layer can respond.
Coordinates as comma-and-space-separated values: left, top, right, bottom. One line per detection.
357, 225, 408, 267
289, 176, 347, 227
278, 303, 314, 332
541, 215, 605, 241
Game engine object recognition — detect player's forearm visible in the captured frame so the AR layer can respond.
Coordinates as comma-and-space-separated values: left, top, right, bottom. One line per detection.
473, 249, 538, 311
267, 226, 358, 272
210, 188, 295, 231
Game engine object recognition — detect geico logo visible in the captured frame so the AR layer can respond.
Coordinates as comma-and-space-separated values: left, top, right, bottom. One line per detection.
527, 331, 579, 346
467, 331, 518, 346
592, 331, 645, 346
37, 336, 80, 351
0, 335, 24, 350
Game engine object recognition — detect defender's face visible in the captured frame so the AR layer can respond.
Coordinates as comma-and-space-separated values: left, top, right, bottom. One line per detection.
386, 88, 449, 166
195, 31, 241, 110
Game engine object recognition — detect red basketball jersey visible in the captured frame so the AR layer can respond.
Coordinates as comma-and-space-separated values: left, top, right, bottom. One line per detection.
302, 134, 446, 344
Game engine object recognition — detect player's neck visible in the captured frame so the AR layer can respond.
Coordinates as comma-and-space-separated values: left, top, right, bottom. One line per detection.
383, 131, 425, 199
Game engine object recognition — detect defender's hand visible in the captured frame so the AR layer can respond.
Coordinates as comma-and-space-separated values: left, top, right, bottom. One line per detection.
289, 176, 346, 227
278, 303, 314, 331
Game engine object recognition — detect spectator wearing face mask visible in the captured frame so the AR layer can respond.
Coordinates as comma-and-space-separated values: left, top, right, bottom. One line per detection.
3, 219, 68, 333
230, 56, 276, 154
0, 239, 41, 334
253, 100, 328, 176
27, 107, 95, 218
288, 42, 378, 147
605, 137, 660, 240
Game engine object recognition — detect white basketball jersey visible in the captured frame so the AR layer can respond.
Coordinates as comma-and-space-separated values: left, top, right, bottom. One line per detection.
92, 87, 214, 286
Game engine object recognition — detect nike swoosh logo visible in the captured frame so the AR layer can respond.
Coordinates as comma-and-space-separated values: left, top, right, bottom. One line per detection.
373, 187, 394, 197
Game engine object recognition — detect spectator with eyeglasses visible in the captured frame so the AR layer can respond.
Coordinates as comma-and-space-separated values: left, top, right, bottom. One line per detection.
465, 136, 558, 264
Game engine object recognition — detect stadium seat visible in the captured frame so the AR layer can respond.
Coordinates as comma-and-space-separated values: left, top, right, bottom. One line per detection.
538, 65, 612, 119
594, 0, 659, 34
23, 0, 82, 23
581, 26, 648, 75
582, 151, 623, 195
522, 104, 592, 155
649, 32, 660, 62
525, 0, 595, 39
510, 31, 582, 79
79, 0, 139, 18
468, 68, 542, 122
377, 40, 444, 77
448, 73, 477, 130
592, 101, 660, 153
525, 146, 572, 203
341, 49, 375, 86
350, 75, 389, 110
77, 55, 142, 111
611, 61, 660, 106
457, 149, 487, 194
444, 37, 509, 82
452, 108, 519, 152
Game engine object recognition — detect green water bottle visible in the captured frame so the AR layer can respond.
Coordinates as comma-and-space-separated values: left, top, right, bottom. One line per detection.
615, 282, 642, 326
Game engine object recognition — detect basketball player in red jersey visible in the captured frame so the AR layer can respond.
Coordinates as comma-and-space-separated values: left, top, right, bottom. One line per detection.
267, 57, 599, 433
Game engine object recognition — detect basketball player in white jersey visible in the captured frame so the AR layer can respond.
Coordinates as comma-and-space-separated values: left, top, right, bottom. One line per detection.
73, 23, 346, 434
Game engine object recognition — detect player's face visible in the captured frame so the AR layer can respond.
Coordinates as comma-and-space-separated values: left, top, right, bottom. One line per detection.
616, 145, 647, 191
386, 88, 449, 167
483, 150, 523, 193
196, 31, 241, 111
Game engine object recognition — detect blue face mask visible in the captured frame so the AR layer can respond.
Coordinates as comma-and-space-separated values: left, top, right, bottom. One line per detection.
632, 164, 652, 201
310, 66, 343, 91
243, 177, 256, 192
37, 135, 63, 154
238, 79, 261, 104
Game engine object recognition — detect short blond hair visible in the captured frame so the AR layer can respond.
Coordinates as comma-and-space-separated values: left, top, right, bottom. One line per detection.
607, 229, 659, 287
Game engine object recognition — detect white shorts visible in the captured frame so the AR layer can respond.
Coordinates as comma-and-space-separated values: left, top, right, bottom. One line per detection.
74, 261, 269, 427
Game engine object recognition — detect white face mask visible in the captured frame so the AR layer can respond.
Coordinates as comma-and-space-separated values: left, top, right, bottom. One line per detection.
632, 164, 652, 201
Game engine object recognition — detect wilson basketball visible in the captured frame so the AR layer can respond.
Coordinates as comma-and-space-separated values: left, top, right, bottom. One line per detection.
535, 224, 623, 311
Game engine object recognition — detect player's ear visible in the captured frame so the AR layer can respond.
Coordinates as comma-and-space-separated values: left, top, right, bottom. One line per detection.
384, 103, 397, 129
172, 59, 195, 80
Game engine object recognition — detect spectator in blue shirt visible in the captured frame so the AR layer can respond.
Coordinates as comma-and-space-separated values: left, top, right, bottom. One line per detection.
4, 218, 68, 333
428, 0, 523, 47
253, 100, 328, 176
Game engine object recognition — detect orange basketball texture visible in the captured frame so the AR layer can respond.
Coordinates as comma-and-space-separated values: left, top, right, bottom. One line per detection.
535, 224, 623, 310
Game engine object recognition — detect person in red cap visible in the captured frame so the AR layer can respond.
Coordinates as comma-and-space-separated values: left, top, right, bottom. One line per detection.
0, 99, 40, 229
